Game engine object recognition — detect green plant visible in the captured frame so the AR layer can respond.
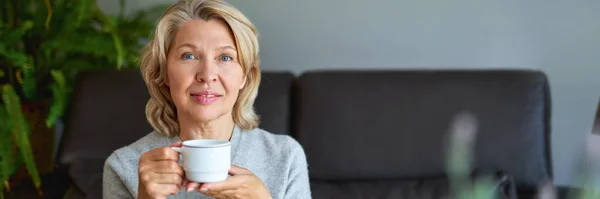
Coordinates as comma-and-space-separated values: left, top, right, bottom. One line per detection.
0, 0, 164, 197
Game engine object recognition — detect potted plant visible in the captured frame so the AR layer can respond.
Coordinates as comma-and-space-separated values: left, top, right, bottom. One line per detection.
0, 0, 163, 197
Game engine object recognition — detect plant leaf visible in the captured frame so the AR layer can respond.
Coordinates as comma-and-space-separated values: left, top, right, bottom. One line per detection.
110, 31, 125, 69
0, 20, 33, 47
0, 29, 24, 46
76, 0, 94, 26
1, 85, 41, 189
46, 70, 67, 127
20, 61, 36, 101
94, 7, 125, 69
19, 21, 34, 33
0, 50, 29, 68
0, 103, 15, 193
41, 33, 117, 62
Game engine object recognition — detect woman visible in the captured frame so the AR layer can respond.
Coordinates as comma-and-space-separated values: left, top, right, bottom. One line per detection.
102, 0, 311, 198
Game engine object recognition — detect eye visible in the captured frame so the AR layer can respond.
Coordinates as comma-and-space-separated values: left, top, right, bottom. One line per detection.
182, 53, 196, 60
219, 55, 233, 62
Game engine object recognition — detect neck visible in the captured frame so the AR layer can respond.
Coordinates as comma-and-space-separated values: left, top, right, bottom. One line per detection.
178, 113, 235, 141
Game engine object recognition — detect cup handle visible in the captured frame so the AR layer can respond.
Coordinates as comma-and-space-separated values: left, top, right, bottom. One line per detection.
171, 147, 182, 153
171, 147, 183, 166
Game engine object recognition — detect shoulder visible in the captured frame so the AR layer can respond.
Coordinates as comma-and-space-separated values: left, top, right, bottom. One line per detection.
242, 128, 306, 159
105, 131, 172, 168
235, 128, 309, 197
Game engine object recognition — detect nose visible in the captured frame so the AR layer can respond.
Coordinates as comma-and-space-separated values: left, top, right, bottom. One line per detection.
195, 60, 218, 83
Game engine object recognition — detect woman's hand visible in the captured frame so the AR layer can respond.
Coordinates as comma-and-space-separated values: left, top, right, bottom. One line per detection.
186, 165, 272, 199
137, 142, 185, 199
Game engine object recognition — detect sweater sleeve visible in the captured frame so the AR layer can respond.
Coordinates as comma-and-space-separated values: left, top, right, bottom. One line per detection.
103, 154, 134, 199
283, 139, 312, 199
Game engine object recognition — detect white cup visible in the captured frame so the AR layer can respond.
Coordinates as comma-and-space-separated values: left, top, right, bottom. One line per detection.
171, 140, 231, 182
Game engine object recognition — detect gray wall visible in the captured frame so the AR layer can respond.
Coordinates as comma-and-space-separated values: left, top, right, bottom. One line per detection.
99, 0, 600, 186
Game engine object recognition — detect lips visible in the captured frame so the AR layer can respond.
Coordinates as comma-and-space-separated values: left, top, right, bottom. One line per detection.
191, 91, 222, 104
197, 94, 217, 97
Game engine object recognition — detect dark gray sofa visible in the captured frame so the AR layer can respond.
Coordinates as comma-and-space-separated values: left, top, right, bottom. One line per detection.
54, 69, 555, 199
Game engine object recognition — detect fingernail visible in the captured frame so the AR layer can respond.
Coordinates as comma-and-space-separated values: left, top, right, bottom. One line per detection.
200, 187, 208, 192
187, 187, 193, 192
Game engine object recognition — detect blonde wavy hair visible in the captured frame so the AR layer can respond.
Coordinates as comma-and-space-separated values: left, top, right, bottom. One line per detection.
140, 0, 261, 137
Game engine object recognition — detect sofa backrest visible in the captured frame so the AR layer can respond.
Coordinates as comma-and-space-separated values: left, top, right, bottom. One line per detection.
294, 70, 552, 192
59, 70, 152, 165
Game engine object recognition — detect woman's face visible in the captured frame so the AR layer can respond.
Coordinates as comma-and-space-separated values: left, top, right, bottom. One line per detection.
166, 19, 245, 124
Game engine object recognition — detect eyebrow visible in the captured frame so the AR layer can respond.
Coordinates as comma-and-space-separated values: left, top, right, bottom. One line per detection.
217, 45, 237, 52
175, 43, 237, 52
176, 43, 196, 50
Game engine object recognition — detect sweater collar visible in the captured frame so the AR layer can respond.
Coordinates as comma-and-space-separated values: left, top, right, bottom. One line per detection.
169, 124, 242, 158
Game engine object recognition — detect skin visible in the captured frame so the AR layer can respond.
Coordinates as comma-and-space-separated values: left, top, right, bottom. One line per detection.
137, 19, 271, 199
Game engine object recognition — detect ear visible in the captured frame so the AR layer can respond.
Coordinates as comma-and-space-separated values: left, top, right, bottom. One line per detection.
164, 73, 170, 87
239, 74, 247, 90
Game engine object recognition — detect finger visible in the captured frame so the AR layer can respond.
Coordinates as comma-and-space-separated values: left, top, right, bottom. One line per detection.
201, 175, 246, 193
207, 189, 239, 198
140, 172, 184, 187
156, 184, 181, 196
152, 161, 184, 175
149, 172, 184, 184
182, 179, 189, 187
186, 182, 202, 192
145, 183, 180, 198
228, 165, 250, 175
146, 147, 180, 161
170, 141, 182, 147
139, 160, 184, 177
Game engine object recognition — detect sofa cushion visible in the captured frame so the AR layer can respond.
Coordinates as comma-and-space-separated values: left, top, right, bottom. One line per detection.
295, 70, 551, 190
254, 72, 295, 135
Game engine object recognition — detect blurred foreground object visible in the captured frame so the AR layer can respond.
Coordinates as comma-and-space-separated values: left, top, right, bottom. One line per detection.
447, 111, 501, 199
572, 98, 600, 199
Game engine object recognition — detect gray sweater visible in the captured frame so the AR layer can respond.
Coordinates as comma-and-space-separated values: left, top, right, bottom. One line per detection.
103, 126, 311, 199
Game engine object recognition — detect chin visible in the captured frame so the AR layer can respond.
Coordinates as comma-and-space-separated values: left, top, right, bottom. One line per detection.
193, 115, 220, 123
190, 109, 227, 123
